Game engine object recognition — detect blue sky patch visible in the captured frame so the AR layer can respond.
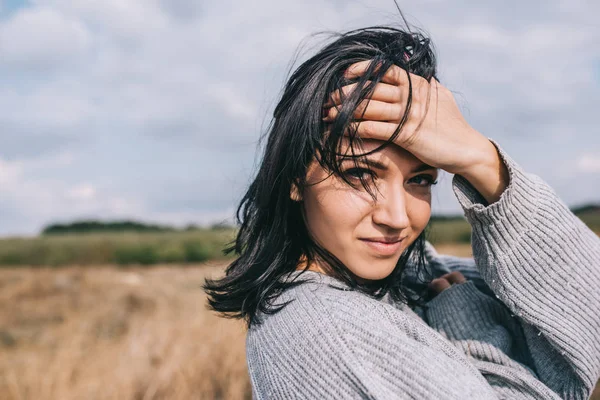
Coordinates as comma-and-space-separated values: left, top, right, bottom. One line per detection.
1, 0, 29, 18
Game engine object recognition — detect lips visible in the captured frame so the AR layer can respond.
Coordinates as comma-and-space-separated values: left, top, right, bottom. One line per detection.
362, 237, 403, 244
359, 237, 405, 256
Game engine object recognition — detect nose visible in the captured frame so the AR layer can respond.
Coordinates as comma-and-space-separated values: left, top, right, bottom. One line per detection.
371, 182, 410, 231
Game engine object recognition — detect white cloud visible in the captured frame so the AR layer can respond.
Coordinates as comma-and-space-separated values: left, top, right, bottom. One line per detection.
577, 154, 600, 174
455, 24, 508, 48
0, 155, 145, 235
31, 0, 170, 42
0, 157, 22, 186
209, 82, 258, 121
0, 7, 91, 68
66, 183, 97, 201
0, 85, 95, 127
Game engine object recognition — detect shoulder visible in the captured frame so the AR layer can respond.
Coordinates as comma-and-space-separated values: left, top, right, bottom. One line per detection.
248, 273, 407, 339
246, 276, 388, 398
246, 272, 497, 399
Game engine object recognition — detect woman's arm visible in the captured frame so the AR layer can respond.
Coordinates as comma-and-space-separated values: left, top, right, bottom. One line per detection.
424, 278, 563, 398
451, 138, 600, 399
324, 61, 600, 398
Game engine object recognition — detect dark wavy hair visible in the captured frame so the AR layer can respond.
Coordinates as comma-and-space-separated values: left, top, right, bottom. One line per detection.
203, 19, 440, 328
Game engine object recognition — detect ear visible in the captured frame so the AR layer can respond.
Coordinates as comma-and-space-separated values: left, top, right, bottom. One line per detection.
290, 181, 303, 202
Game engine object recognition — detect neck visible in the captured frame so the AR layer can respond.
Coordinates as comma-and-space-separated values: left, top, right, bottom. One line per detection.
295, 255, 370, 285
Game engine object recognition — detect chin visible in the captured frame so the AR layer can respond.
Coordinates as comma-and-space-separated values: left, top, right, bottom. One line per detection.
351, 263, 396, 282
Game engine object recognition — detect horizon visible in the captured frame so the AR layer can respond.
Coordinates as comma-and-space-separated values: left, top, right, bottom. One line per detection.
3, 200, 599, 239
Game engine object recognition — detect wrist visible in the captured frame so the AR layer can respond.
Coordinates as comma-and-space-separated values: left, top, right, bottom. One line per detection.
457, 140, 510, 205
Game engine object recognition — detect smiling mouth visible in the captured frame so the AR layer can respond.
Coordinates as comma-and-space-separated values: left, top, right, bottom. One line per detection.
359, 237, 405, 256
360, 237, 405, 244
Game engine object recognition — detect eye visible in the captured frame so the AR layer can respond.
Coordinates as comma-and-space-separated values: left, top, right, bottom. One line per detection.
343, 167, 376, 181
409, 174, 438, 187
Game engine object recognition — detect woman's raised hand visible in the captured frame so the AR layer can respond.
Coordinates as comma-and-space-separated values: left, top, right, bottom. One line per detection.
428, 271, 467, 298
323, 60, 497, 177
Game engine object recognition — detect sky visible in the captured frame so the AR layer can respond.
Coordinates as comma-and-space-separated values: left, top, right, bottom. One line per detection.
0, 0, 599, 237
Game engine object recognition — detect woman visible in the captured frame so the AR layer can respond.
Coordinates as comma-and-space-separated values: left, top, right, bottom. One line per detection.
203, 24, 600, 399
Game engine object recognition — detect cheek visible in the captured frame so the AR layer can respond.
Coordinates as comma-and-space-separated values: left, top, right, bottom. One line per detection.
407, 194, 432, 232
302, 187, 370, 245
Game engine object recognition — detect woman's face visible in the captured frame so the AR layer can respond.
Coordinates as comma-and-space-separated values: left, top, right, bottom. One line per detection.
294, 139, 437, 282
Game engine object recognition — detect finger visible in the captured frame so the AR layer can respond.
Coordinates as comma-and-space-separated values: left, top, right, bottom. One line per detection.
346, 121, 400, 142
445, 271, 467, 285
323, 99, 404, 122
428, 278, 451, 294
324, 81, 403, 108
344, 61, 417, 87
439, 271, 467, 285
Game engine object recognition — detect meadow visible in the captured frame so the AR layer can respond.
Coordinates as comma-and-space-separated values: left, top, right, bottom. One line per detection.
1, 213, 599, 399
0, 228, 236, 267
0, 262, 250, 399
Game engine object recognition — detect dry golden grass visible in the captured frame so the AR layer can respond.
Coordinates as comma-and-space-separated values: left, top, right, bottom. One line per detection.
0, 249, 598, 399
0, 262, 250, 400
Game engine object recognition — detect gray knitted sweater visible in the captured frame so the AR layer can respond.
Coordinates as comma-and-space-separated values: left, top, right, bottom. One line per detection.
245, 140, 600, 399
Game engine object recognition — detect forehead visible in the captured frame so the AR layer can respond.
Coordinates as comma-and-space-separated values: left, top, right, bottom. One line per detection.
337, 138, 423, 167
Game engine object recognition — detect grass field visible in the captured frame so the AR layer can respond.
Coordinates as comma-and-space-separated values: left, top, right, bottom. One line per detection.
0, 262, 250, 400
0, 229, 237, 267
1, 247, 599, 399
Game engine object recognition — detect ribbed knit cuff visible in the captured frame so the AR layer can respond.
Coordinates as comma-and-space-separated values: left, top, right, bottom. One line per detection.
451, 138, 548, 292
452, 138, 540, 237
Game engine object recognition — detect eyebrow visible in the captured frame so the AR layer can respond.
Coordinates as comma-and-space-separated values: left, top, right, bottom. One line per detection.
411, 163, 437, 173
340, 157, 437, 173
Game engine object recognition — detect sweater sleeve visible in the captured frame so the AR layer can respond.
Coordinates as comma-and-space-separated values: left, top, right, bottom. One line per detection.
246, 285, 500, 400
450, 138, 600, 400
424, 279, 562, 398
